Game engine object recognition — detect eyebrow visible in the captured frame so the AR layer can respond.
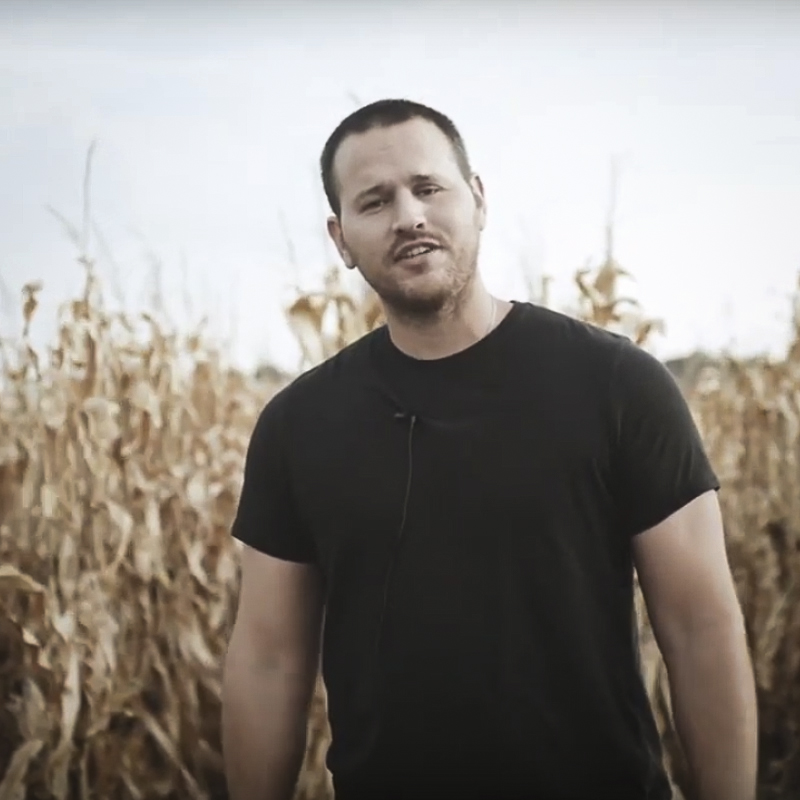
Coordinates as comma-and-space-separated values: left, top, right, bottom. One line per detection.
353, 174, 440, 205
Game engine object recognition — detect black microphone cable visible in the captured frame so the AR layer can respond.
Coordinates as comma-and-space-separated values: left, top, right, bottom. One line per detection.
374, 410, 418, 668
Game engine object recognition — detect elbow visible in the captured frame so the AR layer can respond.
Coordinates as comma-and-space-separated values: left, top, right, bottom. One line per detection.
223, 626, 318, 699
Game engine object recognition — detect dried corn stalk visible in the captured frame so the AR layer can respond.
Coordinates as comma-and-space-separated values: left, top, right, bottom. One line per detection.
1, 244, 799, 800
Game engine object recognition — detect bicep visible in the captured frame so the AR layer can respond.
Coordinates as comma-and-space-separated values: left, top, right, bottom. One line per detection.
632, 489, 743, 658
230, 544, 324, 676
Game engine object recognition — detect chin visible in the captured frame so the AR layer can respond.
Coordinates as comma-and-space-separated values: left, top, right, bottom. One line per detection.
369, 265, 472, 317
380, 286, 453, 317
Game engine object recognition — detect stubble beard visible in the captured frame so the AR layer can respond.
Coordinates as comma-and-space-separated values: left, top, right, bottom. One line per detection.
360, 240, 481, 326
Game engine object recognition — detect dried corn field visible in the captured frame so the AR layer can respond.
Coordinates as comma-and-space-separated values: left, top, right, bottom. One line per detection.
1, 254, 799, 800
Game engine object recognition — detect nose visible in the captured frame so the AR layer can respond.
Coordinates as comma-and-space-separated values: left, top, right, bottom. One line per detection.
391, 188, 426, 233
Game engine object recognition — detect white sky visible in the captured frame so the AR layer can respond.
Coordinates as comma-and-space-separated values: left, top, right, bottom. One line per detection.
1, 0, 799, 373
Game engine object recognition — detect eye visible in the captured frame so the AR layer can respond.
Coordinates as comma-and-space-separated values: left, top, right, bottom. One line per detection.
418, 185, 441, 196
362, 199, 384, 211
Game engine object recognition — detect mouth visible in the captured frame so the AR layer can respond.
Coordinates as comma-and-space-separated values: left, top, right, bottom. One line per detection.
394, 241, 441, 262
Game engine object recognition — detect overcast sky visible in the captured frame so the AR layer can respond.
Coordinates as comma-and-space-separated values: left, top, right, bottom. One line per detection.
2, 1, 799, 373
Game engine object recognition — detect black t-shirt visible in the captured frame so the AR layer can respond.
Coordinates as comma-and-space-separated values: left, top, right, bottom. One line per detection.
231, 300, 719, 800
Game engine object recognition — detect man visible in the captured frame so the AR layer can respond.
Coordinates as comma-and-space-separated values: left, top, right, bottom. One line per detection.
222, 99, 758, 800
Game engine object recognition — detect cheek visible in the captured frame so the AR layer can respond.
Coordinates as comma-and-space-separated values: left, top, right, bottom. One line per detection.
438, 198, 476, 234
441, 210, 477, 247
345, 224, 387, 266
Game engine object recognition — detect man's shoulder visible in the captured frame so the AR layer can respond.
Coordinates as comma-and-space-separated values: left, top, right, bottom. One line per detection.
513, 301, 630, 365
515, 303, 684, 412
263, 327, 380, 415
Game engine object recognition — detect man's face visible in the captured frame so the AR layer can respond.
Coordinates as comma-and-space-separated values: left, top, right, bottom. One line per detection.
327, 118, 487, 319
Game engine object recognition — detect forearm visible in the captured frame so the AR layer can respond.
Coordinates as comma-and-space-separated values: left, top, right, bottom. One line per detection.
664, 619, 758, 800
222, 653, 314, 800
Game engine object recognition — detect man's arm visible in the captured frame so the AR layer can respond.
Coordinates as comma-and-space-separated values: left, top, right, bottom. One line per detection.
222, 544, 325, 800
633, 489, 758, 800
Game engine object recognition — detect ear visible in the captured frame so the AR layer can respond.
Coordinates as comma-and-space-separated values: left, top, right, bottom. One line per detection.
326, 215, 356, 269
470, 174, 487, 230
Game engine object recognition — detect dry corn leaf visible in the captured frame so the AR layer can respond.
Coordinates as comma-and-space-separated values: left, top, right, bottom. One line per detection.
140, 713, 206, 800
186, 540, 209, 588
48, 648, 81, 800
19, 678, 50, 743
40, 484, 59, 518
21, 282, 42, 328
0, 565, 46, 594
178, 615, 216, 672
129, 380, 163, 427
21, 626, 40, 648
0, 739, 44, 800
51, 611, 75, 644
0, 442, 19, 466
186, 471, 208, 511
82, 396, 121, 446
593, 261, 624, 298
105, 500, 134, 568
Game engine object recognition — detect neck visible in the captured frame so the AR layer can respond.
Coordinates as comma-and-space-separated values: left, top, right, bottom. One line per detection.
383, 277, 504, 361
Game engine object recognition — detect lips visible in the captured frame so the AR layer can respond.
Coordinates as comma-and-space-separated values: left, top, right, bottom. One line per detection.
394, 240, 441, 261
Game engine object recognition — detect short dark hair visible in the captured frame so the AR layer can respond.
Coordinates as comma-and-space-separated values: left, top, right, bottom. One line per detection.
320, 98, 473, 218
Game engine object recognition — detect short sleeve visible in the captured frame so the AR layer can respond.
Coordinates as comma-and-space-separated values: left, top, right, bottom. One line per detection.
609, 338, 720, 538
231, 389, 317, 563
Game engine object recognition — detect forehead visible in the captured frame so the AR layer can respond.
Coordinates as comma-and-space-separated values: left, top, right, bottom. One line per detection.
333, 118, 461, 198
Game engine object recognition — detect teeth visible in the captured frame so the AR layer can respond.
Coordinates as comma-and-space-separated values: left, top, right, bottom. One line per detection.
401, 246, 433, 259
